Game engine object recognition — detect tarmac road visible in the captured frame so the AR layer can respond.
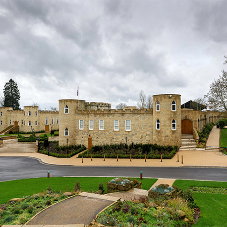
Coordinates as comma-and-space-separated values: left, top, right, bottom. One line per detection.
0, 156, 227, 182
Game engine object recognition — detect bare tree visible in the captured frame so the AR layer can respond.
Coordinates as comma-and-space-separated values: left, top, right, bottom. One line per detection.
205, 70, 227, 111
0, 96, 4, 107
146, 95, 153, 109
115, 103, 127, 109
191, 97, 207, 111
138, 90, 147, 109
50, 106, 58, 111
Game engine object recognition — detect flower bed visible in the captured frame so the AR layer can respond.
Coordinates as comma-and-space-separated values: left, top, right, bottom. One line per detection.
78, 143, 178, 159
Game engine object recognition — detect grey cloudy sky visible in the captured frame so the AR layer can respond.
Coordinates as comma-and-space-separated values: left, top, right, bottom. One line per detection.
0, 0, 227, 110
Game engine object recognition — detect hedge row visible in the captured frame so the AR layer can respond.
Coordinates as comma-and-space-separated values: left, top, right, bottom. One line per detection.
38, 146, 86, 158
78, 147, 177, 159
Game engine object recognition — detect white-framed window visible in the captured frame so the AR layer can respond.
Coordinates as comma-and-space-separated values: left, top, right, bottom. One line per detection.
21, 120, 23, 125
46, 118, 48, 125
172, 100, 176, 111
24, 121, 25, 126
99, 120, 104, 130
10, 120, 11, 125
89, 120, 93, 130
57, 118, 59, 124
35, 111, 37, 116
79, 120, 84, 130
172, 119, 176, 130
114, 120, 119, 131
0, 121, 2, 125
156, 119, 160, 130
64, 128, 69, 136
64, 105, 69, 114
156, 101, 160, 111
24, 111, 25, 116
28, 121, 31, 126
125, 120, 131, 131
35, 121, 37, 126
28, 111, 31, 116
52, 118, 54, 125
0, 112, 2, 116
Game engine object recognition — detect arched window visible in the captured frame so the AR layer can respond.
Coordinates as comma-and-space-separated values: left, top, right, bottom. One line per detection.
64, 105, 69, 114
28, 121, 31, 126
156, 119, 160, 130
172, 100, 176, 111
10, 120, 11, 125
156, 101, 160, 111
0, 112, 2, 116
0, 121, 2, 125
35, 111, 37, 116
28, 111, 31, 116
35, 121, 37, 126
172, 119, 176, 130
64, 128, 69, 136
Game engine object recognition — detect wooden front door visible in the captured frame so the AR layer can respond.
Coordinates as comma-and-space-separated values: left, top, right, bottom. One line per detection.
45, 125, 49, 132
14, 121, 18, 126
88, 138, 92, 149
181, 119, 193, 134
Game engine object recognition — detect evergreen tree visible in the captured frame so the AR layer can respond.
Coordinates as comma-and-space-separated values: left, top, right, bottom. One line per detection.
3, 79, 20, 110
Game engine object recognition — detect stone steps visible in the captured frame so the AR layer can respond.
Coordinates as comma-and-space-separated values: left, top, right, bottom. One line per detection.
180, 134, 196, 150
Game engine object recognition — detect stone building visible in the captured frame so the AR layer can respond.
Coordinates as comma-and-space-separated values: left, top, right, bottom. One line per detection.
0, 106, 59, 134
58, 94, 222, 148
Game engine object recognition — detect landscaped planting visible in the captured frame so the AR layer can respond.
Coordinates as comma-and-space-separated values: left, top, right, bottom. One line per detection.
78, 143, 178, 159
38, 141, 86, 158
0, 186, 68, 226
197, 122, 215, 148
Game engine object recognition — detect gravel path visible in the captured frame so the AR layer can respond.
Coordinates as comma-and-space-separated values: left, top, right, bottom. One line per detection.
27, 196, 113, 225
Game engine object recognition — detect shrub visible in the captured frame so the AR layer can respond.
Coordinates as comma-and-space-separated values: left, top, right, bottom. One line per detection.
3, 215, 14, 223
46, 185, 53, 194
98, 183, 105, 194
21, 203, 29, 210
74, 182, 81, 192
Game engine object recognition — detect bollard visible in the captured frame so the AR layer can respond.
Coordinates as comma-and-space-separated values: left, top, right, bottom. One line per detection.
161, 154, 162, 162
117, 154, 118, 162
82, 157, 83, 163
104, 154, 105, 161
47, 171, 50, 178
140, 171, 143, 180
91, 154, 92, 161
177, 154, 179, 162
182, 155, 183, 164
130, 154, 132, 162
145, 154, 146, 162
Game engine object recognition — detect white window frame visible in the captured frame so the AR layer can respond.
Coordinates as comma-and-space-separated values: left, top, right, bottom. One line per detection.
156, 119, 160, 130
52, 118, 54, 125
35, 121, 37, 126
99, 120, 104, 130
79, 120, 84, 130
114, 120, 119, 131
35, 111, 37, 116
28, 111, 31, 116
172, 119, 176, 130
89, 120, 93, 130
64, 128, 69, 136
172, 100, 176, 111
21, 120, 23, 125
64, 105, 69, 114
156, 101, 160, 111
46, 118, 48, 125
125, 120, 131, 131
57, 118, 59, 125
28, 121, 31, 126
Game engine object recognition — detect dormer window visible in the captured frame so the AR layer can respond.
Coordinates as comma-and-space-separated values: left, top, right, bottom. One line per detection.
172, 119, 176, 130
172, 100, 176, 111
156, 119, 160, 130
64, 105, 69, 114
156, 101, 160, 111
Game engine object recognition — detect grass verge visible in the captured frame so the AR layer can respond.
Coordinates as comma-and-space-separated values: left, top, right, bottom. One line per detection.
0, 177, 157, 205
174, 179, 227, 226
220, 128, 227, 148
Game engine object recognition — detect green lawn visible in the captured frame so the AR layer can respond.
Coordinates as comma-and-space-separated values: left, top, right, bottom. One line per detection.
173, 180, 227, 226
220, 128, 227, 147
0, 177, 157, 205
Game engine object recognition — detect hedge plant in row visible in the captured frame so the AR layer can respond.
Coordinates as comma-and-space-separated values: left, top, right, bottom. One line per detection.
78, 143, 178, 159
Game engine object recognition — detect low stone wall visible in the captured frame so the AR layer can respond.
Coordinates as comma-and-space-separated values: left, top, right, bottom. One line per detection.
107, 179, 142, 193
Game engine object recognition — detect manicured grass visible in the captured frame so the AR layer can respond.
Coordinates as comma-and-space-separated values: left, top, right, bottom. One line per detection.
220, 128, 227, 147
174, 179, 227, 226
0, 177, 157, 205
